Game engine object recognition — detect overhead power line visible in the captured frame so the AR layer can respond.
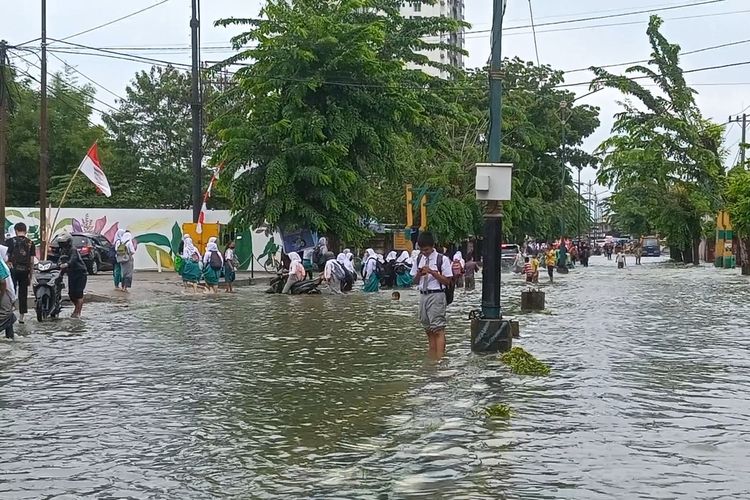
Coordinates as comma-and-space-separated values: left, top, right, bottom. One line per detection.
57, 0, 171, 42
565, 37, 750, 74
527, 0, 541, 66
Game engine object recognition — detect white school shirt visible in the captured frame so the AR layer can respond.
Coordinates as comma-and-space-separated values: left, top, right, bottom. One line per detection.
410, 251, 453, 291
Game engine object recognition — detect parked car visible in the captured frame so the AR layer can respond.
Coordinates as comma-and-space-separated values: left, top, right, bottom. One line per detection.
48, 233, 115, 275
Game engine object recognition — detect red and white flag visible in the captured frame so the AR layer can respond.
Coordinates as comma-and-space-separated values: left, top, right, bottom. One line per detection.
78, 143, 111, 197
196, 164, 224, 234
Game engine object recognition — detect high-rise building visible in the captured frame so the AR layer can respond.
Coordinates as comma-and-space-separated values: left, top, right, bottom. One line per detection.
399, 1, 465, 78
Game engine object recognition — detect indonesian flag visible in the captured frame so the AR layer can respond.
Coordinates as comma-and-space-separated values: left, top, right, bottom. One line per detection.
78, 143, 111, 197
196, 164, 224, 234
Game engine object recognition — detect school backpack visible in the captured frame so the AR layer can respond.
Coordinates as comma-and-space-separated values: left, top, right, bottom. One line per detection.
9, 237, 33, 272
417, 253, 455, 306
331, 261, 346, 281
451, 260, 463, 276
209, 251, 223, 271
116, 241, 131, 263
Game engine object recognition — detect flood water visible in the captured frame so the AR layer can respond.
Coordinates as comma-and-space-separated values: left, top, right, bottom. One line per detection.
2, 256, 750, 499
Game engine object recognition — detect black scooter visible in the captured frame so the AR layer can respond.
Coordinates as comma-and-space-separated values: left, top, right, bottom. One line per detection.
34, 258, 66, 321
266, 273, 322, 295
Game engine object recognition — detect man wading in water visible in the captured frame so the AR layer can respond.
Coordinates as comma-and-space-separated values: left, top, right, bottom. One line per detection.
411, 232, 453, 359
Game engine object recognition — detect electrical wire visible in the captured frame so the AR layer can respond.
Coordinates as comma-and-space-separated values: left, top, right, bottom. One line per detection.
57, 0, 171, 42
467, 9, 750, 41
10, 49, 121, 112
565, 37, 750, 74
47, 52, 128, 102
527, 0, 541, 66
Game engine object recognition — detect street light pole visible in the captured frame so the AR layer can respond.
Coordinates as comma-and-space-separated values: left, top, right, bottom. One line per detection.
470, 0, 516, 353
190, 0, 202, 223
481, 0, 505, 321
40, 0, 49, 251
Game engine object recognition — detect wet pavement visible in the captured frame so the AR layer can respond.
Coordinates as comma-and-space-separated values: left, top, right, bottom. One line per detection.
2, 256, 750, 499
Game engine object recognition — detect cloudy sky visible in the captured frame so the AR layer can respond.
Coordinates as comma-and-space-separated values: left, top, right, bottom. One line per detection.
2, 0, 749, 191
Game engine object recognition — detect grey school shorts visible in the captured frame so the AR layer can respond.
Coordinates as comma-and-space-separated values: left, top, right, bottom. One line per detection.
419, 291, 447, 333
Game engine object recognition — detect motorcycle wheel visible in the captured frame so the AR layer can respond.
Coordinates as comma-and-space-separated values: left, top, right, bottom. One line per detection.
36, 302, 44, 322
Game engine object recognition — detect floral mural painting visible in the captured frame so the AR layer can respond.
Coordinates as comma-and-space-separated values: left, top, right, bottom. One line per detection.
5, 208, 266, 271
71, 215, 121, 243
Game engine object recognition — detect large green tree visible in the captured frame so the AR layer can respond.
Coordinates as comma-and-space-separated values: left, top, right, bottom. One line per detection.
372, 59, 600, 244
593, 16, 724, 263
7, 71, 104, 207
210, 0, 467, 243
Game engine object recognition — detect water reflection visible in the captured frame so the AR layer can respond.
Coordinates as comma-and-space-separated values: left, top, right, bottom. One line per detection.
2, 257, 750, 498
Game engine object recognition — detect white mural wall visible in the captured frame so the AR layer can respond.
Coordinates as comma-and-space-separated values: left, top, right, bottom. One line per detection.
5, 208, 277, 272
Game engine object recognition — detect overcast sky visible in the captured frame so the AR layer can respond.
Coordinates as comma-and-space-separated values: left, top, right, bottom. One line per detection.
2, 0, 750, 192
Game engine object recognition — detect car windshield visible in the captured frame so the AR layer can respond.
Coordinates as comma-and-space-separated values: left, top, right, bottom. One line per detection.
643, 238, 658, 247
51, 236, 90, 248
501, 246, 519, 255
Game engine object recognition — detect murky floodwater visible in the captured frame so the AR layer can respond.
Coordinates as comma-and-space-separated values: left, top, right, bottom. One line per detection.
2, 256, 750, 499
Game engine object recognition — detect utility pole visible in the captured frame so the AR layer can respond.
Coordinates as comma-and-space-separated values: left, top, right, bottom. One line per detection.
40, 0, 49, 250
190, 0, 202, 223
0, 41, 9, 241
577, 166, 582, 242
729, 113, 747, 168
587, 180, 593, 241
481, 0, 505, 321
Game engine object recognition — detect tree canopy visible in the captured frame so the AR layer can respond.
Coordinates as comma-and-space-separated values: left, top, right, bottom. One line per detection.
593, 15, 725, 262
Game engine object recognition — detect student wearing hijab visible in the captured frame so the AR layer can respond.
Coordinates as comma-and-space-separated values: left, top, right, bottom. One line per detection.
0, 245, 17, 304
452, 251, 465, 288
322, 252, 345, 294
111, 229, 126, 290
343, 249, 357, 280
383, 251, 398, 288
395, 250, 414, 288
336, 253, 354, 291
115, 231, 136, 292
203, 241, 223, 293
181, 236, 202, 293
283, 252, 306, 294
362, 248, 380, 293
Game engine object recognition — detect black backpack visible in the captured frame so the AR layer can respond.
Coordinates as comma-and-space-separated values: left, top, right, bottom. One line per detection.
10, 237, 33, 272
209, 251, 223, 271
417, 253, 455, 306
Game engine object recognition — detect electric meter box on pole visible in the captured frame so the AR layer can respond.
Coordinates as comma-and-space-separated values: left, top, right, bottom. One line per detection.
475, 163, 513, 201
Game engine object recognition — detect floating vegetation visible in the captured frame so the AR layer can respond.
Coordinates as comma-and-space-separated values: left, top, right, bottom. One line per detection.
484, 403, 512, 419
500, 346, 551, 376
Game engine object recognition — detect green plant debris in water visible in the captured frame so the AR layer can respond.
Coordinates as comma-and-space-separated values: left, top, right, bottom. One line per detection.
500, 346, 551, 376
484, 403, 512, 419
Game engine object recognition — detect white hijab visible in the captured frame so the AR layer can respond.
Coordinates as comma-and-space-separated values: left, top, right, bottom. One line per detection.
386, 251, 397, 262
396, 250, 411, 265
182, 236, 200, 259
338, 252, 354, 273
204, 241, 222, 265
289, 252, 305, 279
364, 248, 376, 261
114, 229, 126, 246
453, 251, 465, 267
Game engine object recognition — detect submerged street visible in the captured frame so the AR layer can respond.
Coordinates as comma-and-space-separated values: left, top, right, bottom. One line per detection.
2, 256, 750, 499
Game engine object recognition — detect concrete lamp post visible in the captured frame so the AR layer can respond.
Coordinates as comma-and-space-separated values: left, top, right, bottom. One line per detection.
471, 162, 517, 353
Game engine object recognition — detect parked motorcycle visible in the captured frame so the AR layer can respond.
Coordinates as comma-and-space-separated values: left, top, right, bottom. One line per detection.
34, 259, 66, 321
266, 274, 322, 295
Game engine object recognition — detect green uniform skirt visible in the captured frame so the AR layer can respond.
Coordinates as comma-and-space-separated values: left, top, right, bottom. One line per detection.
204, 267, 221, 286
181, 260, 201, 283
363, 273, 380, 293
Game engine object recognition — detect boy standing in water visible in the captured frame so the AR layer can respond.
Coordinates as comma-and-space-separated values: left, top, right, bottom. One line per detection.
463, 255, 479, 291
411, 232, 453, 359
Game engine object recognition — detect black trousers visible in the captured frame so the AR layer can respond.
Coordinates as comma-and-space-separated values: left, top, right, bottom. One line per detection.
11, 269, 30, 315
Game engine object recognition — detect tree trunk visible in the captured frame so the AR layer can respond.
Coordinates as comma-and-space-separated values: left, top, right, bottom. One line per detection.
670, 246, 682, 263
741, 237, 750, 275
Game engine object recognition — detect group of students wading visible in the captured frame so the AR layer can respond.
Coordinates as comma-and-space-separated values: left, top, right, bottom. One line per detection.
284, 232, 475, 359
